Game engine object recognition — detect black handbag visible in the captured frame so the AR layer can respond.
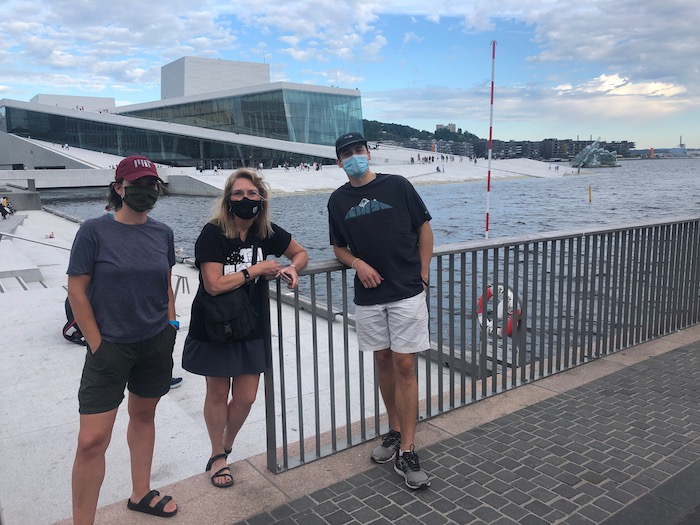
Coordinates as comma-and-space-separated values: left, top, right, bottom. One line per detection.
200, 236, 259, 344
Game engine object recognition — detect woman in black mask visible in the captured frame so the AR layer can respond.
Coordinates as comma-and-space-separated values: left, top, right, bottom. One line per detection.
68, 156, 179, 521
182, 168, 307, 488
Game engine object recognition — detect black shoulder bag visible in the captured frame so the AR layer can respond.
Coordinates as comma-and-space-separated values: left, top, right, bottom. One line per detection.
200, 235, 259, 344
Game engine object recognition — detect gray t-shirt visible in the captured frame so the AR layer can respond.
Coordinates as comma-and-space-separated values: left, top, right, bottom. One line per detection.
67, 214, 175, 343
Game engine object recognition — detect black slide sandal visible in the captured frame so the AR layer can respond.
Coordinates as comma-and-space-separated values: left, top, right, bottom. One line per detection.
127, 489, 177, 517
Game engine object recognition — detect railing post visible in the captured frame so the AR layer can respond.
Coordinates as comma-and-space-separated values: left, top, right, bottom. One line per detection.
263, 284, 279, 473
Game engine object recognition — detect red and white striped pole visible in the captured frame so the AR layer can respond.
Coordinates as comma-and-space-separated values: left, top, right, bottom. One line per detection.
485, 40, 496, 238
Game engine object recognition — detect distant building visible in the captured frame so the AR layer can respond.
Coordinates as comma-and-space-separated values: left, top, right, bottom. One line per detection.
0, 57, 362, 170
539, 139, 634, 160
424, 137, 635, 160
436, 123, 457, 133
161, 56, 270, 99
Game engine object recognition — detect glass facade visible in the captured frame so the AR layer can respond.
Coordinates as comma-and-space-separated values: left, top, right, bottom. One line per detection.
120, 88, 362, 147
1, 86, 363, 168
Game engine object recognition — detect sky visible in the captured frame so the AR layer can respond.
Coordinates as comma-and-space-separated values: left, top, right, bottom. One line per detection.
0, 0, 698, 150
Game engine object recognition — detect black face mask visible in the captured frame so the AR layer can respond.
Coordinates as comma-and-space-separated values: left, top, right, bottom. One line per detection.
122, 186, 159, 212
228, 197, 261, 220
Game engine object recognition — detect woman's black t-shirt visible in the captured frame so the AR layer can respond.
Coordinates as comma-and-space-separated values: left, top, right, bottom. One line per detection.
188, 221, 291, 342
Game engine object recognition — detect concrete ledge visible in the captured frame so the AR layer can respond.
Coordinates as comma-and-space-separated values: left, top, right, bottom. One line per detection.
1, 187, 41, 210
166, 174, 221, 196
0, 241, 44, 283
0, 213, 26, 234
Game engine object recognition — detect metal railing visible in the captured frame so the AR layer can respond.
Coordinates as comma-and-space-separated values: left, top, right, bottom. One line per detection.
0, 230, 71, 249
261, 216, 700, 473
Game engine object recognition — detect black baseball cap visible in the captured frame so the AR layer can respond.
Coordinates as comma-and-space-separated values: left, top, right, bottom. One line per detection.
335, 132, 367, 157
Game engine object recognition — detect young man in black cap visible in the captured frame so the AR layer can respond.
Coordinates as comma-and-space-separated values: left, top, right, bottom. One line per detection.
327, 132, 433, 489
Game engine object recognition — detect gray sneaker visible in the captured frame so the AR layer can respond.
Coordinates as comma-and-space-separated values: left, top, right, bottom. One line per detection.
371, 429, 401, 464
394, 446, 430, 489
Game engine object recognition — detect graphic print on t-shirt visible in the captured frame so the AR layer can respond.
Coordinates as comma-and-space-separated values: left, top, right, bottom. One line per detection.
344, 198, 393, 220
224, 246, 263, 276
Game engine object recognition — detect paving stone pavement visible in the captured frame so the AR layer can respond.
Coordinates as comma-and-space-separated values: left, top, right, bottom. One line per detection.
235, 341, 700, 525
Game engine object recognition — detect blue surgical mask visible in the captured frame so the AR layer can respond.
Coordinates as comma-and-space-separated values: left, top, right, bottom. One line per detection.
342, 155, 369, 179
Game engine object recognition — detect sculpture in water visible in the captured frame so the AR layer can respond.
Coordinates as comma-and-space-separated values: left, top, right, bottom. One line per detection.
570, 140, 619, 168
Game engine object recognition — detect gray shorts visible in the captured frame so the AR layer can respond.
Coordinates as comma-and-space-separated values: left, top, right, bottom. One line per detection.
78, 325, 177, 414
355, 291, 430, 354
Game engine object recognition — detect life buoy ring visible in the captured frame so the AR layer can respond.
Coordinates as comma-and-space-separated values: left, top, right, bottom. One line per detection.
477, 284, 521, 337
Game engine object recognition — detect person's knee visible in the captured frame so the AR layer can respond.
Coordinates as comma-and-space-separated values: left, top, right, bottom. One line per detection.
393, 353, 416, 379
127, 395, 159, 423
231, 377, 259, 407
374, 348, 393, 368
128, 407, 157, 427
236, 386, 258, 407
76, 429, 111, 459
206, 379, 231, 404
207, 389, 229, 406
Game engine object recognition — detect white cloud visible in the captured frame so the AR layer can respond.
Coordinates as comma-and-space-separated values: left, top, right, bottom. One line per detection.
403, 32, 423, 44
555, 74, 687, 98
280, 46, 327, 62
0, 0, 698, 147
308, 68, 365, 86
363, 34, 387, 59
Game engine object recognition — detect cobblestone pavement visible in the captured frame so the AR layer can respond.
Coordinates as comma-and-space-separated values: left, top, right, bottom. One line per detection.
236, 341, 700, 525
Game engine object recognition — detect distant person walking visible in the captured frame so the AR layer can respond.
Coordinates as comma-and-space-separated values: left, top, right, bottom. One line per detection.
327, 132, 433, 490
67, 156, 179, 523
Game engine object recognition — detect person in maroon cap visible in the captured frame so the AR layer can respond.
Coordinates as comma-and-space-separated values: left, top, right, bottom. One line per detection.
67, 155, 179, 522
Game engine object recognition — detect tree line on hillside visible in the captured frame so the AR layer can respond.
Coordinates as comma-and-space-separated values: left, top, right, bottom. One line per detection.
363, 119, 480, 144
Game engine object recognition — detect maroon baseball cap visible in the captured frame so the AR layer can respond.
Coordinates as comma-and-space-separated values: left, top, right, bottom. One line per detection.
115, 155, 163, 182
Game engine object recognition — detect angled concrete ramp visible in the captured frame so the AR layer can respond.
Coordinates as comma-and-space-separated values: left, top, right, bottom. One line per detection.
0, 214, 46, 291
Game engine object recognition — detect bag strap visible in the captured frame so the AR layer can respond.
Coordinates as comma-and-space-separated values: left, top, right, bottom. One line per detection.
218, 227, 260, 301
246, 236, 260, 301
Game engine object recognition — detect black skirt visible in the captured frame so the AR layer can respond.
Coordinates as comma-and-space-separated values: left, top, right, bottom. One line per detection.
182, 335, 267, 377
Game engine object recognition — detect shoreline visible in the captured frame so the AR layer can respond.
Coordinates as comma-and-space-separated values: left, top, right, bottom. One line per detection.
189, 157, 568, 198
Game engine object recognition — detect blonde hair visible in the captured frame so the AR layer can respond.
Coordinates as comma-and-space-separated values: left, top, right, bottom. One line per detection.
210, 168, 273, 239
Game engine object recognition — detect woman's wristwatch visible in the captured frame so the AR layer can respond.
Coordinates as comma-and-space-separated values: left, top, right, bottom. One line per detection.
241, 268, 251, 283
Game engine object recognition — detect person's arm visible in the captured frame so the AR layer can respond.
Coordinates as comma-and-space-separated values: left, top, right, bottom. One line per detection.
333, 245, 384, 289
167, 267, 176, 323
417, 221, 434, 288
332, 245, 358, 269
201, 259, 283, 296
277, 239, 308, 288
67, 274, 102, 352
200, 261, 247, 295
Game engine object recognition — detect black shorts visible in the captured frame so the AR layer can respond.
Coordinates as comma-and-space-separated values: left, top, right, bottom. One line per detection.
78, 325, 177, 415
